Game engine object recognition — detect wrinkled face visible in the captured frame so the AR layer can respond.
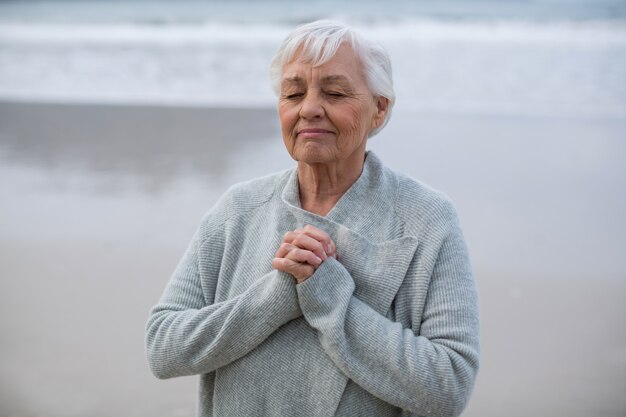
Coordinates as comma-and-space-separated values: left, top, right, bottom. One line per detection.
278, 44, 387, 165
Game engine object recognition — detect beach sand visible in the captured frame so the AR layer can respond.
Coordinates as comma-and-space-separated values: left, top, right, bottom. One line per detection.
1, 100, 625, 416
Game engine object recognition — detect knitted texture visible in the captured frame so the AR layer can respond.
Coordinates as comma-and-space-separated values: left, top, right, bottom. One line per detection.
145, 151, 480, 417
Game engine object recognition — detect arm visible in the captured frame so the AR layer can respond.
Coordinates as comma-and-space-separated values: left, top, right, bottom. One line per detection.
145, 226, 302, 380
296, 219, 480, 417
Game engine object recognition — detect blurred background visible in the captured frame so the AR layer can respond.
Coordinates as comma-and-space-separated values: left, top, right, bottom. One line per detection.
1, 0, 625, 416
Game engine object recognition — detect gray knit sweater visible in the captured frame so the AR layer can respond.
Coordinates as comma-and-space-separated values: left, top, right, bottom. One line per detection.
145, 151, 479, 417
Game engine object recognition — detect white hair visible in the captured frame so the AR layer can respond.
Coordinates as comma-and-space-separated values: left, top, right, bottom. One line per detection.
270, 20, 395, 137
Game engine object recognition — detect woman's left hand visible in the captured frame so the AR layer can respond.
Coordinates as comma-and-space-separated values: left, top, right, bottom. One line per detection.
272, 225, 336, 284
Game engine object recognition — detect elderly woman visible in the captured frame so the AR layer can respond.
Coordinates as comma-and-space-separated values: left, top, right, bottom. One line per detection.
146, 20, 479, 417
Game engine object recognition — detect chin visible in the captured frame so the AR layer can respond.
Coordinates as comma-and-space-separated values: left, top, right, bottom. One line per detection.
292, 143, 337, 164
294, 153, 330, 164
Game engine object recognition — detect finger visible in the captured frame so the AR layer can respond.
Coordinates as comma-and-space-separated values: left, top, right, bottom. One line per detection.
272, 256, 312, 273
282, 231, 298, 243
285, 247, 322, 266
289, 233, 327, 260
283, 231, 322, 253
275, 242, 296, 259
302, 225, 336, 256
271, 257, 289, 271
283, 228, 335, 259
276, 242, 322, 266
271, 257, 315, 282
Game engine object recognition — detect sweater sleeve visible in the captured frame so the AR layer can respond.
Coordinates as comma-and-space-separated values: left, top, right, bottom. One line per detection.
296, 215, 480, 417
145, 224, 302, 380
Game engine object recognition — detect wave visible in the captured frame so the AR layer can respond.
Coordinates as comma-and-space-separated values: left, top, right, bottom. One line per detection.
1, 18, 625, 117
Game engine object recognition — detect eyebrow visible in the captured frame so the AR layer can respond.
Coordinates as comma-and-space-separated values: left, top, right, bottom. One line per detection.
282, 76, 304, 85
281, 74, 353, 87
320, 75, 352, 86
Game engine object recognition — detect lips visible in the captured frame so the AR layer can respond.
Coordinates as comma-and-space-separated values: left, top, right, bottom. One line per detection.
297, 128, 333, 138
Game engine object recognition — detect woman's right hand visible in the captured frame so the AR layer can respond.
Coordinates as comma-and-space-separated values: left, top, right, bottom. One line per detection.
272, 225, 336, 284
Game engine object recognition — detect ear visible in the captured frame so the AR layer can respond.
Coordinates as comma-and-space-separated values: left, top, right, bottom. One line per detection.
372, 96, 389, 129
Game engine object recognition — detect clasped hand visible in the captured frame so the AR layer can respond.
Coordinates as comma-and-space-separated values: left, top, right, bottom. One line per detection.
271, 225, 336, 284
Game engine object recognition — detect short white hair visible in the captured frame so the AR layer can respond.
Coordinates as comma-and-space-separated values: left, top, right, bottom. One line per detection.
270, 20, 395, 137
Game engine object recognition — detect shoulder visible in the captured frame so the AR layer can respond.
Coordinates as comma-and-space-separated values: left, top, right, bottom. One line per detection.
197, 169, 292, 239
390, 169, 460, 236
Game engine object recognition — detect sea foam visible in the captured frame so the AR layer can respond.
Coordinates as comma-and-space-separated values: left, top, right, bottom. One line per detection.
1, 19, 625, 116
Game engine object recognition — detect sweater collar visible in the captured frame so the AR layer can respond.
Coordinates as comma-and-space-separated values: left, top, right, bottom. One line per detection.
281, 150, 399, 241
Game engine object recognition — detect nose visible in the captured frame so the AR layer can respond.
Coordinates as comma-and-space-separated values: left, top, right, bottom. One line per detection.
299, 91, 325, 119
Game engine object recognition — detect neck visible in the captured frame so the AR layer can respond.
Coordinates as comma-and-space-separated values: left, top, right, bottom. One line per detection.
297, 151, 366, 216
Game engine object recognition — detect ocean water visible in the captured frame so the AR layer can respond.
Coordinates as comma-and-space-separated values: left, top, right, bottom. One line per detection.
1, 0, 625, 116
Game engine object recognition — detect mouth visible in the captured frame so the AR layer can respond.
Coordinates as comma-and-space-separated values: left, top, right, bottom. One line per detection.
297, 128, 334, 139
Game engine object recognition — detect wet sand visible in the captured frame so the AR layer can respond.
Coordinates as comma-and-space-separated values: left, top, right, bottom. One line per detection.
1, 100, 625, 416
